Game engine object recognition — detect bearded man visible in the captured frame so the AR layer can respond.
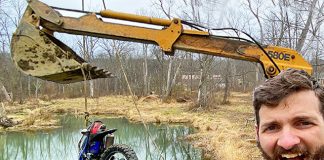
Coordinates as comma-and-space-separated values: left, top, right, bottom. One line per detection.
253, 68, 324, 160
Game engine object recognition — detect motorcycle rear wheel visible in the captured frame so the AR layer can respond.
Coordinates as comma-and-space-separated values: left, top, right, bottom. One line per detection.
100, 144, 138, 160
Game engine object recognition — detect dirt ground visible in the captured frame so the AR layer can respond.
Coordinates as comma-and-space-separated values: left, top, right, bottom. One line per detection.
0, 92, 262, 160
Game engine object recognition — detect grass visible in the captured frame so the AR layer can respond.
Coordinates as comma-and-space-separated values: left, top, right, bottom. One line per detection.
1, 92, 262, 159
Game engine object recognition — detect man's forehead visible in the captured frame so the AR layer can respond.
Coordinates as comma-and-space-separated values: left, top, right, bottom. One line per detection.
258, 90, 321, 124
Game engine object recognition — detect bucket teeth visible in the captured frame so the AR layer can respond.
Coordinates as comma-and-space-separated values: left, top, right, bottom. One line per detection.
11, 17, 114, 84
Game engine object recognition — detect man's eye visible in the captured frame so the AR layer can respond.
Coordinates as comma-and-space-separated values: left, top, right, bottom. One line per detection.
301, 121, 311, 125
296, 121, 314, 128
263, 125, 278, 133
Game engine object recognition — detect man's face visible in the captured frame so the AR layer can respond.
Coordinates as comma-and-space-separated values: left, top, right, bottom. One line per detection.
257, 90, 324, 160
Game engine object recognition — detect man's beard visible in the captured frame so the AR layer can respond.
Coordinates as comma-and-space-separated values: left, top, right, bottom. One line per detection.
257, 142, 324, 160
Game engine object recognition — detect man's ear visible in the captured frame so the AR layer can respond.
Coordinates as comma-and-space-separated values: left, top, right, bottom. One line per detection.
255, 124, 260, 142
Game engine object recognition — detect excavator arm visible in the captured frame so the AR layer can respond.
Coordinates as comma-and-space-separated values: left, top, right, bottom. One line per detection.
11, 0, 313, 83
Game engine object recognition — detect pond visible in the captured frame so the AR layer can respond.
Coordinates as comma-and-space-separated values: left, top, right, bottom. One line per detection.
0, 115, 202, 160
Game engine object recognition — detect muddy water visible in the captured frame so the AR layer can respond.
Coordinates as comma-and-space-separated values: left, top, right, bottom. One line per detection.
0, 116, 202, 160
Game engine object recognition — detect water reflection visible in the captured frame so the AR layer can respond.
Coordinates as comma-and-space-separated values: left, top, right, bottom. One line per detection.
0, 116, 201, 160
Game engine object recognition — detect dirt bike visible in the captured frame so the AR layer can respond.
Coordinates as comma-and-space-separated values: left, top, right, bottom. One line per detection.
78, 112, 138, 160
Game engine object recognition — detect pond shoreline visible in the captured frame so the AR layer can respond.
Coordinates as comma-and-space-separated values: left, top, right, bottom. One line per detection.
0, 93, 261, 160
0, 115, 201, 160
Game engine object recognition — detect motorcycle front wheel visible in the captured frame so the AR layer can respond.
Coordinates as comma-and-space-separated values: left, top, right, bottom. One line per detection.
100, 144, 138, 160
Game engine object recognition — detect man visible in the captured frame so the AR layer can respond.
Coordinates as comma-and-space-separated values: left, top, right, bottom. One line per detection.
253, 68, 324, 160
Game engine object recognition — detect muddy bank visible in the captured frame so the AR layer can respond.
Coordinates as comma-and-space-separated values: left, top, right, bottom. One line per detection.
0, 93, 261, 160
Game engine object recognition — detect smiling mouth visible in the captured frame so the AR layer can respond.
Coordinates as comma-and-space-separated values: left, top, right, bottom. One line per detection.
280, 153, 306, 160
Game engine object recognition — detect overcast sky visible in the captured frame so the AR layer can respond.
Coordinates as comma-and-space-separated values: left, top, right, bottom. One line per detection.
40, 0, 153, 14
35, 0, 247, 46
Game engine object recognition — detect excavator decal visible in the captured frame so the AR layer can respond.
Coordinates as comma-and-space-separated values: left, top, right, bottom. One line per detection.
267, 51, 292, 61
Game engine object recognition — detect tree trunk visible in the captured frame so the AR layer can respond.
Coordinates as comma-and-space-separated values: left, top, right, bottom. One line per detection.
19, 74, 23, 104
197, 66, 207, 107
242, 72, 246, 92
197, 68, 204, 107
275, 2, 287, 46
190, 54, 193, 92
62, 85, 65, 98
222, 60, 231, 104
89, 80, 94, 97
0, 83, 12, 103
167, 62, 182, 98
315, 32, 320, 80
255, 64, 259, 86
34, 79, 41, 99
295, 0, 318, 53
222, 74, 229, 104
197, 55, 213, 108
247, 0, 264, 43
148, 75, 151, 94
28, 76, 31, 98
0, 102, 6, 117
164, 56, 173, 100
143, 44, 148, 96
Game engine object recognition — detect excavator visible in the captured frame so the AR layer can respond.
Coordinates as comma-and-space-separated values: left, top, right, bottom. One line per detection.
10, 0, 313, 84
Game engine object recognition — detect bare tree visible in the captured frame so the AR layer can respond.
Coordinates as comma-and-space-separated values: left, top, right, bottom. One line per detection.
313, 1, 324, 79
99, 39, 134, 94
0, 81, 12, 103
76, 36, 100, 97
246, 0, 264, 43
245, 0, 266, 85
153, 0, 183, 101
296, 0, 318, 53
142, 44, 149, 96
34, 79, 41, 99
197, 55, 213, 107
0, 0, 26, 102
222, 59, 230, 104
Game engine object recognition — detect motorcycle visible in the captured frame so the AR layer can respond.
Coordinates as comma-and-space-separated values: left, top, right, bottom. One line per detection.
78, 112, 138, 160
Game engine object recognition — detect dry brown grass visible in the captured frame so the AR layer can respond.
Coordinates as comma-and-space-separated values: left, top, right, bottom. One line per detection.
1, 92, 262, 159
2, 102, 59, 131
21, 108, 53, 125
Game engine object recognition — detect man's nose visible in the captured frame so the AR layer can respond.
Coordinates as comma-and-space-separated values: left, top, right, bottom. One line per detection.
277, 129, 300, 150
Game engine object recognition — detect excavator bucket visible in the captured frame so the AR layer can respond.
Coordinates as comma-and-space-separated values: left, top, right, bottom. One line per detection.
11, 7, 113, 84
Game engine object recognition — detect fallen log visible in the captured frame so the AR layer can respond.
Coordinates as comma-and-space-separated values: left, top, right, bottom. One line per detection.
0, 116, 15, 128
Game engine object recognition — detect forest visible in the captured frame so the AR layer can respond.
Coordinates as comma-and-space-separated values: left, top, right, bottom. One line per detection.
0, 0, 323, 159
0, 0, 323, 107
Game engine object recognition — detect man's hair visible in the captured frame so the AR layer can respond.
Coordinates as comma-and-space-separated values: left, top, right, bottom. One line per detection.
253, 68, 324, 126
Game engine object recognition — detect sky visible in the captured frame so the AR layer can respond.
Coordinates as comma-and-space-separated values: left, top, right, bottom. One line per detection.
40, 0, 153, 14
38, 0, 245, 33
37, 0, 162, 51
38, 0, 169, 29
37, 0, 243, 27
35, 0, 252, 54
16, 0, 268, 44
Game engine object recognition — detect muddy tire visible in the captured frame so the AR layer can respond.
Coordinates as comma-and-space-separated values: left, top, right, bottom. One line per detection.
100, 144, 138, 160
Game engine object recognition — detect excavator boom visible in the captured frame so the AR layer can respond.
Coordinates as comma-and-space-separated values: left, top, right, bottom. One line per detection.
11, 0, 313, 83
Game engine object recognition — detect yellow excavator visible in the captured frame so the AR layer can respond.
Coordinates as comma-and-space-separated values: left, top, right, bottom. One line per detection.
10, 0, 312, 83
